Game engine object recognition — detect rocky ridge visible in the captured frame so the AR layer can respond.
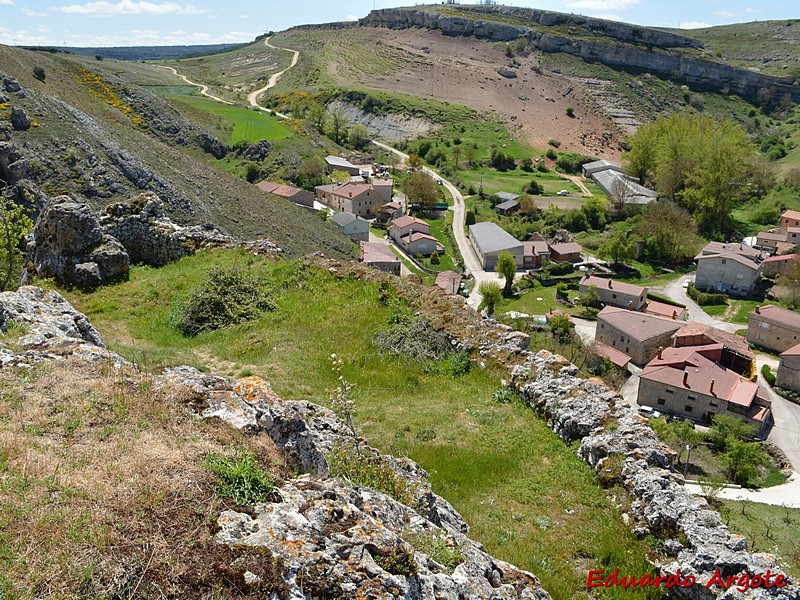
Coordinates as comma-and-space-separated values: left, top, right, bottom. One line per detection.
0, 286, 550, 599
359, 7, 800, 105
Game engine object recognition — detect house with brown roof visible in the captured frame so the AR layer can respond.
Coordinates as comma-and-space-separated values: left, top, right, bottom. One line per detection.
315, 179, 393, 217
672, 323, 755, 376
646, 301, 687, 322
400, 231, 444, 257
549, 241, 582, 263
694, 241, 764, 296
746, 304, 800, 353
376, 201, 403, 223
780, 210, 800, 234
638, 348, 772, 434
595, 307, 684, 366
435, 271, 462, 295
360, 242, 400, 275
776, 343, 800, 393
256, 181, 314, 208
762, 254, 798, 278
522, 240, 550, 270
579, 274, 647, 311
389, 215, 428, 242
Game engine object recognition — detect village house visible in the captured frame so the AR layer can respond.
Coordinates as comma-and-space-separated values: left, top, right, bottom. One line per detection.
581, 160, 656, 205
359, 242, 400, 276
468, 222, 524, 270
389, 215, 428, 242
780, 209, 800, 233
579, 274, 647, 311
595, 307, 684, 366
256, 181, 314, 208
645, 301, 687, 321
754, 210, 800, 253
672, 322, 755, 376
330, 212, 369, 242
776, 344, 800, 393
389, 215, 443, 257
746, 304, 800, 353
549, 241, 582, 263
761, 254, 798, 278
694, 241, 764, 296
637, 347, 772, 435
376, 201, 404, 224
315, 179, 393, 218
522, 240, 550, 270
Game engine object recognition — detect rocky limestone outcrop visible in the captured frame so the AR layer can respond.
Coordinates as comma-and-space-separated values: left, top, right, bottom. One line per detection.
163, 366, 549, 599
510, 350, 799, 599
101, 192, 241, 266
243, 140, 271, 162
360, 8, 800, 104
27, 196, 129, 289
327, 100, 441, 142
0, 286, 124, 367
2, 74, 21, 94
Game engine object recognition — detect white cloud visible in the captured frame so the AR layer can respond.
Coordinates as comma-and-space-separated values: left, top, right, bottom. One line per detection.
53, 1, 210, 18
345, 14, 359, 21
713, 10, 736, 18
678, 21, 712, 29
566, 0, 638, 11
22, 8, 48, 16
592, 13, 623, 21
0, 0, 15, 5
239, 14, 249, 20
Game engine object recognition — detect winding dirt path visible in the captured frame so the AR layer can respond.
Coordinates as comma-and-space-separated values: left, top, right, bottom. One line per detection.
154, 65, 233, 105
247, 36, 300, 118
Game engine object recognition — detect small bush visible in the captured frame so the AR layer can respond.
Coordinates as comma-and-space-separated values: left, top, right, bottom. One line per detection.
429, 250, 441, 265
373, 544, 419, 576
565, 106, 574, 118
548, 139, 561, 148
33, 66, 46, 82
465, 209, 476, 225
327, 442, 418, 506
174, 267, 275, 336
374, 312, 453, 361
205, 450, 277, 506
492, 388, 517, 404
404, 531, 463, 572
762, 364, 776, 386
443, 350, 471, 378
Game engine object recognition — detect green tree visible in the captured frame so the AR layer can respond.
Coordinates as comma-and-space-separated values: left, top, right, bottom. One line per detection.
721, 438, 767, 486
405, 171, 440, 211
708, 414, 757, 452
452, 145, 461, 168
636, 200, 701, 263
348, 124, 370, 150
465, 210, 476, 226
244, 162, 260, 183
548, 313, 575, 343
328, 109, 347, 145
598, 228, 634, 266
296, 156, 327, 189
779, 258, 800, 309
464, 145, 477, 167
307, 102, 327, 133
407, 153, 423, 171
581, 197, 607, 230
578, 285, 600, 317
0, 200, 33, 292
478, 281, 502, 315
33, 66, 46, 82
495, 252, 517, 296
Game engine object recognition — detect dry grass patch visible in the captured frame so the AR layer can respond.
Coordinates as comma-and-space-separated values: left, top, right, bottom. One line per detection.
0, 357, 289, 599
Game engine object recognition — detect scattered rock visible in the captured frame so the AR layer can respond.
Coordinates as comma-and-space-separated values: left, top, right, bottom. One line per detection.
2, 75, 21, 93
243, 140, 271, 162
197, 132, 227, 159
10, 106, 30, 131
497, 67, 518, 79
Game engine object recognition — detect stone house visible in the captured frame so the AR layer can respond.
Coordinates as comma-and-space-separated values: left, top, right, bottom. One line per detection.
672, 323, 755, 377
330, 212, 369, 242
595, 307, 683, 367
315, 179, 393, 217
400, 231, 444, 257
776, 344, 800, 393
780, 209, 800, 234
468, 222, 524, 270
761, 254, 797, 278
360, 242, 400, 275
638, 348, 772, 435
579, 274, 647, 311
435, 271, 462, 295
694, 241, 764, 296
746, 304, 800, 353
325, 155, 360, 175
389, 215, 429, 243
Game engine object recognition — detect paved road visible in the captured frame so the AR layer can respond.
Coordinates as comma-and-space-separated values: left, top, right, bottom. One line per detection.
247, 36, 299, 118
654, 272, 738, 332
154, 66, 233, 105
371, 140, 505, 310
685, 472, 800, 508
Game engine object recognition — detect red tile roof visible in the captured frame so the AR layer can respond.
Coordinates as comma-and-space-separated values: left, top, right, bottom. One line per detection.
597, 307, 683, 343
673, 323, 753, 360
781, 342, 800, 357
391, 215, 428, 230
593, 341, 631, 368
751, 305, 800, 331
782, 210, 800, 221
549, 242, 582, 255
646, 301, 686, 320
764, 253, 797, 263
640, 363, 759, 408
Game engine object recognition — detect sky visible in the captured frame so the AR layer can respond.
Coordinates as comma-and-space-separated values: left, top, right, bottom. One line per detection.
0, 0, 796, 48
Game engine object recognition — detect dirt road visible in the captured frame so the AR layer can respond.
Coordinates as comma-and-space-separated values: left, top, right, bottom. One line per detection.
247, 36, 299, 117
154, 65, 233, 105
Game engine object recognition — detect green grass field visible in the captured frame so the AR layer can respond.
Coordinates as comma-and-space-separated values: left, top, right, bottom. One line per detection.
56, 248, 665, 600
168, 96, 292, 143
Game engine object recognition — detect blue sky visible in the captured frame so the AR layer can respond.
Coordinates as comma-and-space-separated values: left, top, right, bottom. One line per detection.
0, 1, 796, 47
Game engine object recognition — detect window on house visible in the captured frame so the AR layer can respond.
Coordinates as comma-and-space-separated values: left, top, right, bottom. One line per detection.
736, 273, 743, 279
684, 405, 693, 413
612, 293, 617, 299
721, 259, 727, 264
657, 399, 666, 406
710, 400, 718, 407
688, 395, 696, 401
666, 388, 674, 394
758, 333, 765, 341
761, 322, 770, 329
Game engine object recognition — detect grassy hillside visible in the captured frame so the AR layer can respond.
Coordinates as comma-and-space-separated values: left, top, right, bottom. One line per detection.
0, 44, 354, 259
56, 248, 668, 600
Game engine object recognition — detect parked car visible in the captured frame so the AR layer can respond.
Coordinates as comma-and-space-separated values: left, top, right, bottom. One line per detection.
638, 405, 662, 419
682, 279, 691, 288
556, 189, 569, 196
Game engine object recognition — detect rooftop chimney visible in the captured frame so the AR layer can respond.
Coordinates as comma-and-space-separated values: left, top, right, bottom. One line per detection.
710, 379, 715, 396
608, 280, 612, 288
628, 300, 633, 310
683, 371, 689, 386
672, 310, 677, 320
657, 346, 663, 359
755, 305, 761, 314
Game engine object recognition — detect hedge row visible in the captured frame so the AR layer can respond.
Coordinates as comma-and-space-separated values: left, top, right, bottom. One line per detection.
687, 283, 728, 306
